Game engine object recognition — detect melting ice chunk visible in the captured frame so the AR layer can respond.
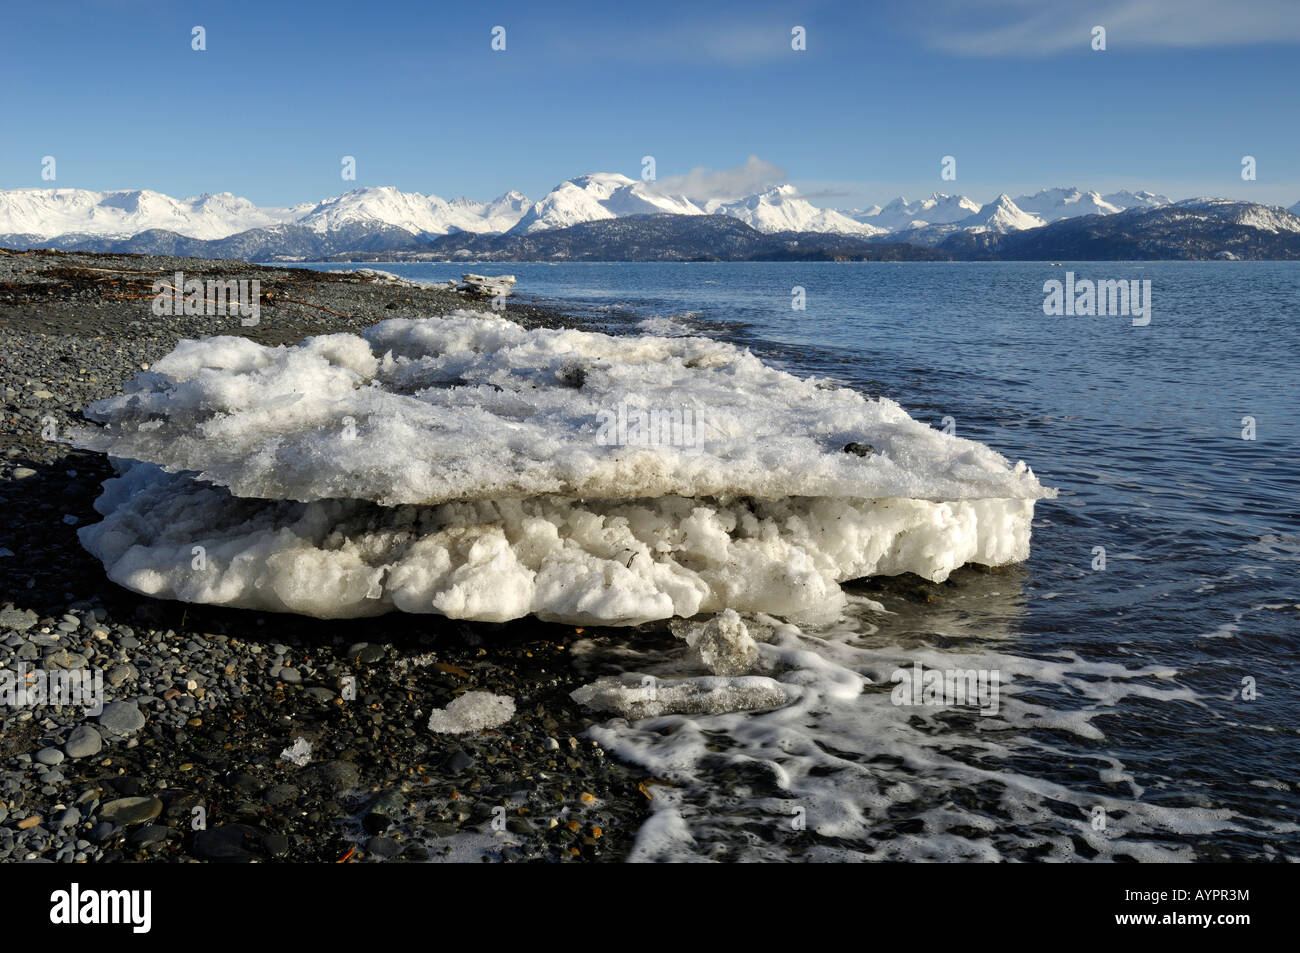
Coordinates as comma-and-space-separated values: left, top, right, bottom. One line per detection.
426, 691, 515, 734
78, 464, 1038, 623
73, 313, 1054, 624
681, 609, 759, 676
571, 675, 791, 719
280, 736, 312, 766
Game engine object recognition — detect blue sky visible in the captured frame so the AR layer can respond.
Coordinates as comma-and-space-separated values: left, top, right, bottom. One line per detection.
4, 0, 1300, 209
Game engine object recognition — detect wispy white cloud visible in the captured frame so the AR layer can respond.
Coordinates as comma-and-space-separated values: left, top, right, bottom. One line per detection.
913, 0, 1300, 56
545, 15, 801, 65
648, 156, 788, 201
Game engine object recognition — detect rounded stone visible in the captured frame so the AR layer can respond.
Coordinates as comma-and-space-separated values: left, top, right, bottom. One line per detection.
98, 796, 163, 826
64, 725, 103, 759
98, 700, 145, 736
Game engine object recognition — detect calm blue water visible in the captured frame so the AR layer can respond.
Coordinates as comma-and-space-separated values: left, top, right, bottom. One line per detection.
296, 261, 1300, 860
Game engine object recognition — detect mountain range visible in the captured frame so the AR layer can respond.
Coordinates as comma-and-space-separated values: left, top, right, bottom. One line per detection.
2, 173, 1299, 261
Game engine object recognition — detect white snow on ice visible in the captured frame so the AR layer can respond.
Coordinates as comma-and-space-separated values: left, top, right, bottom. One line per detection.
74, 311, 1050, 506
77, 463, 1039, 624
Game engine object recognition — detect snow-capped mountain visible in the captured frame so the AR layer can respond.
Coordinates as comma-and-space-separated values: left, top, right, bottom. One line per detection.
866, 193, 1046, 247
1289, 200, 1300, 217
855, 193, 981, 232
959, 194, 1045, 233
509, 173, 703, 234
456, 190, 533, 233
0, 189, 286, 241
1168, 198, 1300, 233
294, 186, 531, 235
708, 185, 886, 236
1102, 189, 1171, 211
510, 176, 884, 237
0, 186, 534, 241
1012, 187, 1121, 222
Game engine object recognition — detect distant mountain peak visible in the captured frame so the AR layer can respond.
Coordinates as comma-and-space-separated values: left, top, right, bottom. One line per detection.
963, 194, 1044, 232
1012, 186, 1122, 223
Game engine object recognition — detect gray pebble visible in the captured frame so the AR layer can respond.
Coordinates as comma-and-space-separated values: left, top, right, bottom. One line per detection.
0, 607, 37, 630
98, 700, 145, 736
64, 725, 102, 759
106, 663, 136, 687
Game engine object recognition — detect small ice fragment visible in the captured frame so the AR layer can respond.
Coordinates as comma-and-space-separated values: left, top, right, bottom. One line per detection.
570, 675, 789, 720
427, 691, 515, 734
458, 273, 516, 297
683, 609, 758, 676
280, 736, 312, 766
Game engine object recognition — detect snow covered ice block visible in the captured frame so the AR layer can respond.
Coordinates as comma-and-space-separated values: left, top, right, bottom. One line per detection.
73, 311, 1051, 507
74, 312, 1054, 625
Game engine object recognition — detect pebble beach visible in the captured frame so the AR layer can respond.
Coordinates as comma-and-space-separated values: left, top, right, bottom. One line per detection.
0, 249, 653, 863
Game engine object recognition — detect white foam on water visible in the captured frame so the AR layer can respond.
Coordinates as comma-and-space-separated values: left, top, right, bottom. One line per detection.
570, 605, 1273, 862
635, 314, 699, 337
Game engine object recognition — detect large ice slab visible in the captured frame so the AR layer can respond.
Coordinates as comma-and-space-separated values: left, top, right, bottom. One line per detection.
75, 311, 1053, 624
73, 312, 1050, 507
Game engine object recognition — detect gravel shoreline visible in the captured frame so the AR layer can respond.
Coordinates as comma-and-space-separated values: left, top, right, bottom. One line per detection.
0, 249, 655, 863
